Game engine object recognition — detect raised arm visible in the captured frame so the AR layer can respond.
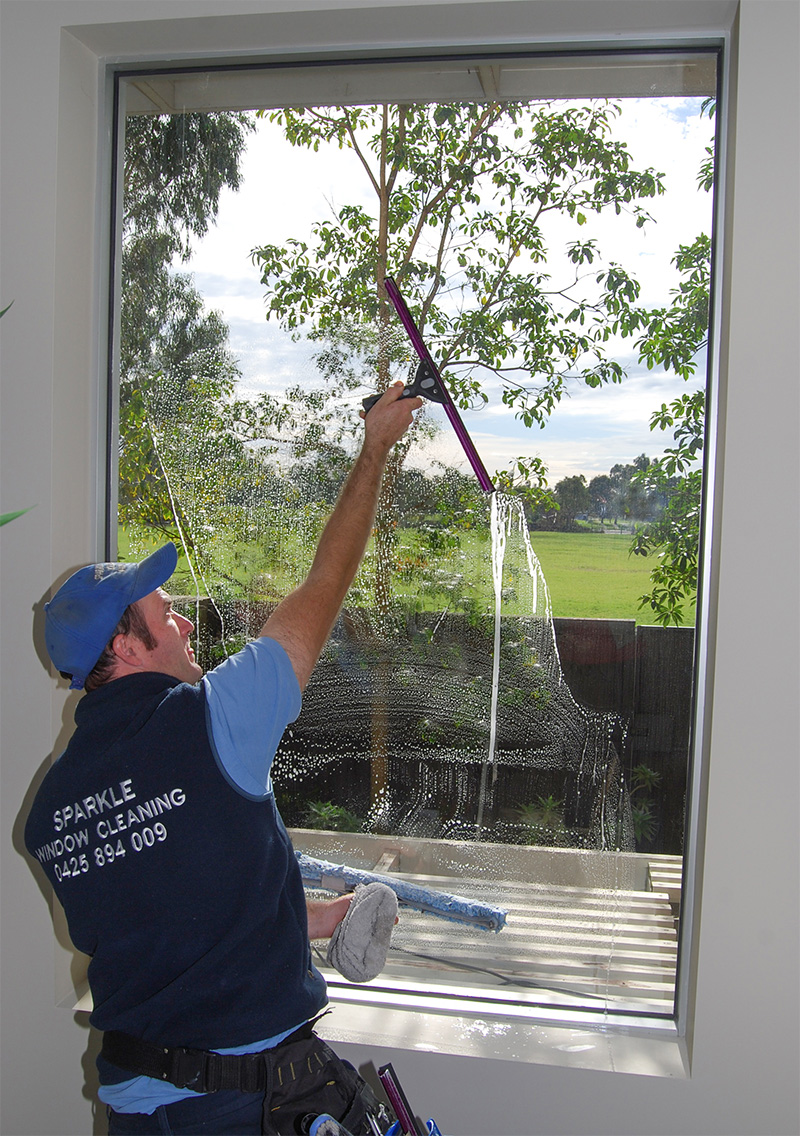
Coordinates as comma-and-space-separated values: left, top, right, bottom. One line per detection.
260, 382, 421, 690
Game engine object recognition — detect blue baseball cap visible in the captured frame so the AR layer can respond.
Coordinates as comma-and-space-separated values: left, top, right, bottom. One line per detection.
44, 542, 178, 689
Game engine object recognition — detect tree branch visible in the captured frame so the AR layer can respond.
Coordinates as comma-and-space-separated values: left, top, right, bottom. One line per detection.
341, 108, 381, 197
385, 106, 406, 198
439, 231, 523, 368
399, 104, 504, 277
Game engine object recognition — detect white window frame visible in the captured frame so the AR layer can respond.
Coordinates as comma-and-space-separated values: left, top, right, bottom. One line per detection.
69, 28, 732, 1082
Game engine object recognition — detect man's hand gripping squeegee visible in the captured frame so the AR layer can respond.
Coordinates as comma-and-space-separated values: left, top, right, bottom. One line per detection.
363, 277, 495, 494
297, 852, 507, 932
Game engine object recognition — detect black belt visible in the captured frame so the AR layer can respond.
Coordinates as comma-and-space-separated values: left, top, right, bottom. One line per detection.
101, 1019, 317, 1094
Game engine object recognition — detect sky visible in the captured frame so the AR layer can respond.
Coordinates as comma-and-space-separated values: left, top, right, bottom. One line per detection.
181, 96, 714, 484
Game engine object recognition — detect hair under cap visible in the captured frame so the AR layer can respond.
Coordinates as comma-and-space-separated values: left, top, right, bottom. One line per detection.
44, 543, 178, 689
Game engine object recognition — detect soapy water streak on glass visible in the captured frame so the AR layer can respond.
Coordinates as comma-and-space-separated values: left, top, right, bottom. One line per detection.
477, 493, 507, 833
128, 380, 631, 856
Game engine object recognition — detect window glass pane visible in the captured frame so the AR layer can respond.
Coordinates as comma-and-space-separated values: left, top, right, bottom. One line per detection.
115, 50, 716, 1021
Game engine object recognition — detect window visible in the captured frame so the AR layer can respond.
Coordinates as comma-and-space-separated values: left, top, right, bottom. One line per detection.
111, 47, 718, 1037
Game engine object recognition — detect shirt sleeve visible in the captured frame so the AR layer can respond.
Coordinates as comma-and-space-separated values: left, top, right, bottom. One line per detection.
202, 636, 302, 799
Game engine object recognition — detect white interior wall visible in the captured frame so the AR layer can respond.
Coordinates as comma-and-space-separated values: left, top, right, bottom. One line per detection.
1, 2, 797, 1134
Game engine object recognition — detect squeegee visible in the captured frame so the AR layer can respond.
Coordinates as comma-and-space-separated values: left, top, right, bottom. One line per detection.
362, 276, 494, 493
297, 852, 507, 933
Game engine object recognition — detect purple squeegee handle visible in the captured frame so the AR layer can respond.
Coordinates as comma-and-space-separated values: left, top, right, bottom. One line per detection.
384, 277, 494, 493
378, 1063, 426, 1136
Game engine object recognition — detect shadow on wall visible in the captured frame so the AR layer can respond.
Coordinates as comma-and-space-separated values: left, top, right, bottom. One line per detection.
79, 1021, 104, 1135
15, 587, 103, 1127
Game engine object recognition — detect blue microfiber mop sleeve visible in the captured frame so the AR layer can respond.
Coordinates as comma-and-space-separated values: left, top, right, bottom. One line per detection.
297, 852, 507, 932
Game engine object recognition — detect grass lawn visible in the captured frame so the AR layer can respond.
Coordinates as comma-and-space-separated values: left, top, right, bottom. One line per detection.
120, 524, 694, 628
528, 531, 692, 625
393, 526, 693, 626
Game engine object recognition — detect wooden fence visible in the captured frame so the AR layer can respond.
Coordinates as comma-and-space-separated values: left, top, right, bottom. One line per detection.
553, 618, 694, 854
182, 599, 694, 855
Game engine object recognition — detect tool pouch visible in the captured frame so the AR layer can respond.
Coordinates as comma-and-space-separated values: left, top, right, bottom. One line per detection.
263, 1035, 393, 1135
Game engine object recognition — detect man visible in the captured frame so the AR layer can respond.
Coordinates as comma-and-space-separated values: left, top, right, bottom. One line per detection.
25, 384, 421, 1136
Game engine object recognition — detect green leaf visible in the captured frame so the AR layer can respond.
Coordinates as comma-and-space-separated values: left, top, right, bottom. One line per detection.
0, 506, 35, 526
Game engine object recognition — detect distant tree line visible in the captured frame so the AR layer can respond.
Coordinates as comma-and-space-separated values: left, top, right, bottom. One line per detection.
285, 446, 675, 537
545, 455, 675, 532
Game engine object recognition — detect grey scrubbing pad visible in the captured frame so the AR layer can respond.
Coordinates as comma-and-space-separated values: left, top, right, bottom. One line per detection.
326, 882, 398, 983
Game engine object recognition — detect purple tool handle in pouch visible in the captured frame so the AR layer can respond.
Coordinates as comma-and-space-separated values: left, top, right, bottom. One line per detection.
384, 277, 494, 493
378, 1063, 427, 1136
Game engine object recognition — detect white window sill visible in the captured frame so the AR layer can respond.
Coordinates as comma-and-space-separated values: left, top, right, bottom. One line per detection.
71, 978, 687, 1079
316, 973, 688, 1078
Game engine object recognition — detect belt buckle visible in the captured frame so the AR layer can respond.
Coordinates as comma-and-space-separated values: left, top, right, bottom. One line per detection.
171, 1046, 209, 1090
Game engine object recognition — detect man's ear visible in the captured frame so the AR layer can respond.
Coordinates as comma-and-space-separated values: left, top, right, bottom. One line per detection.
111, 632, 146, 669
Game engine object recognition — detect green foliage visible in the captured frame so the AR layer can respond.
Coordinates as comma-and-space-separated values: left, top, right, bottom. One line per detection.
632, 763, 662, 793
117, 99, 712, 635
515, 794, 564, 827
429, 468, 486, 531
635, 235, 711, 381
631, 801, 658, 846
416, 717, 445, 745
0, 507, 34, 527
631, 390, 706, 625
494, 456, 557, 517
553, 474, 590, 529
629, 764, 662, 848
631, 470, 702, 625
303, 799, 363, 832
119, 113, 255, 549
549, 461, 672, 534
601, 456, 658, 524
586, 473, 617, 526
627, 104, 714, 626
252, 100, 664, 427
511, 794, 575, 847
124, 113, 252, 256
697, 98, 717, 193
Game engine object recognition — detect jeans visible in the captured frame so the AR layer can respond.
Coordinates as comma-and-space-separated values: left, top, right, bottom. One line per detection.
107, 1090, 263, 1134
